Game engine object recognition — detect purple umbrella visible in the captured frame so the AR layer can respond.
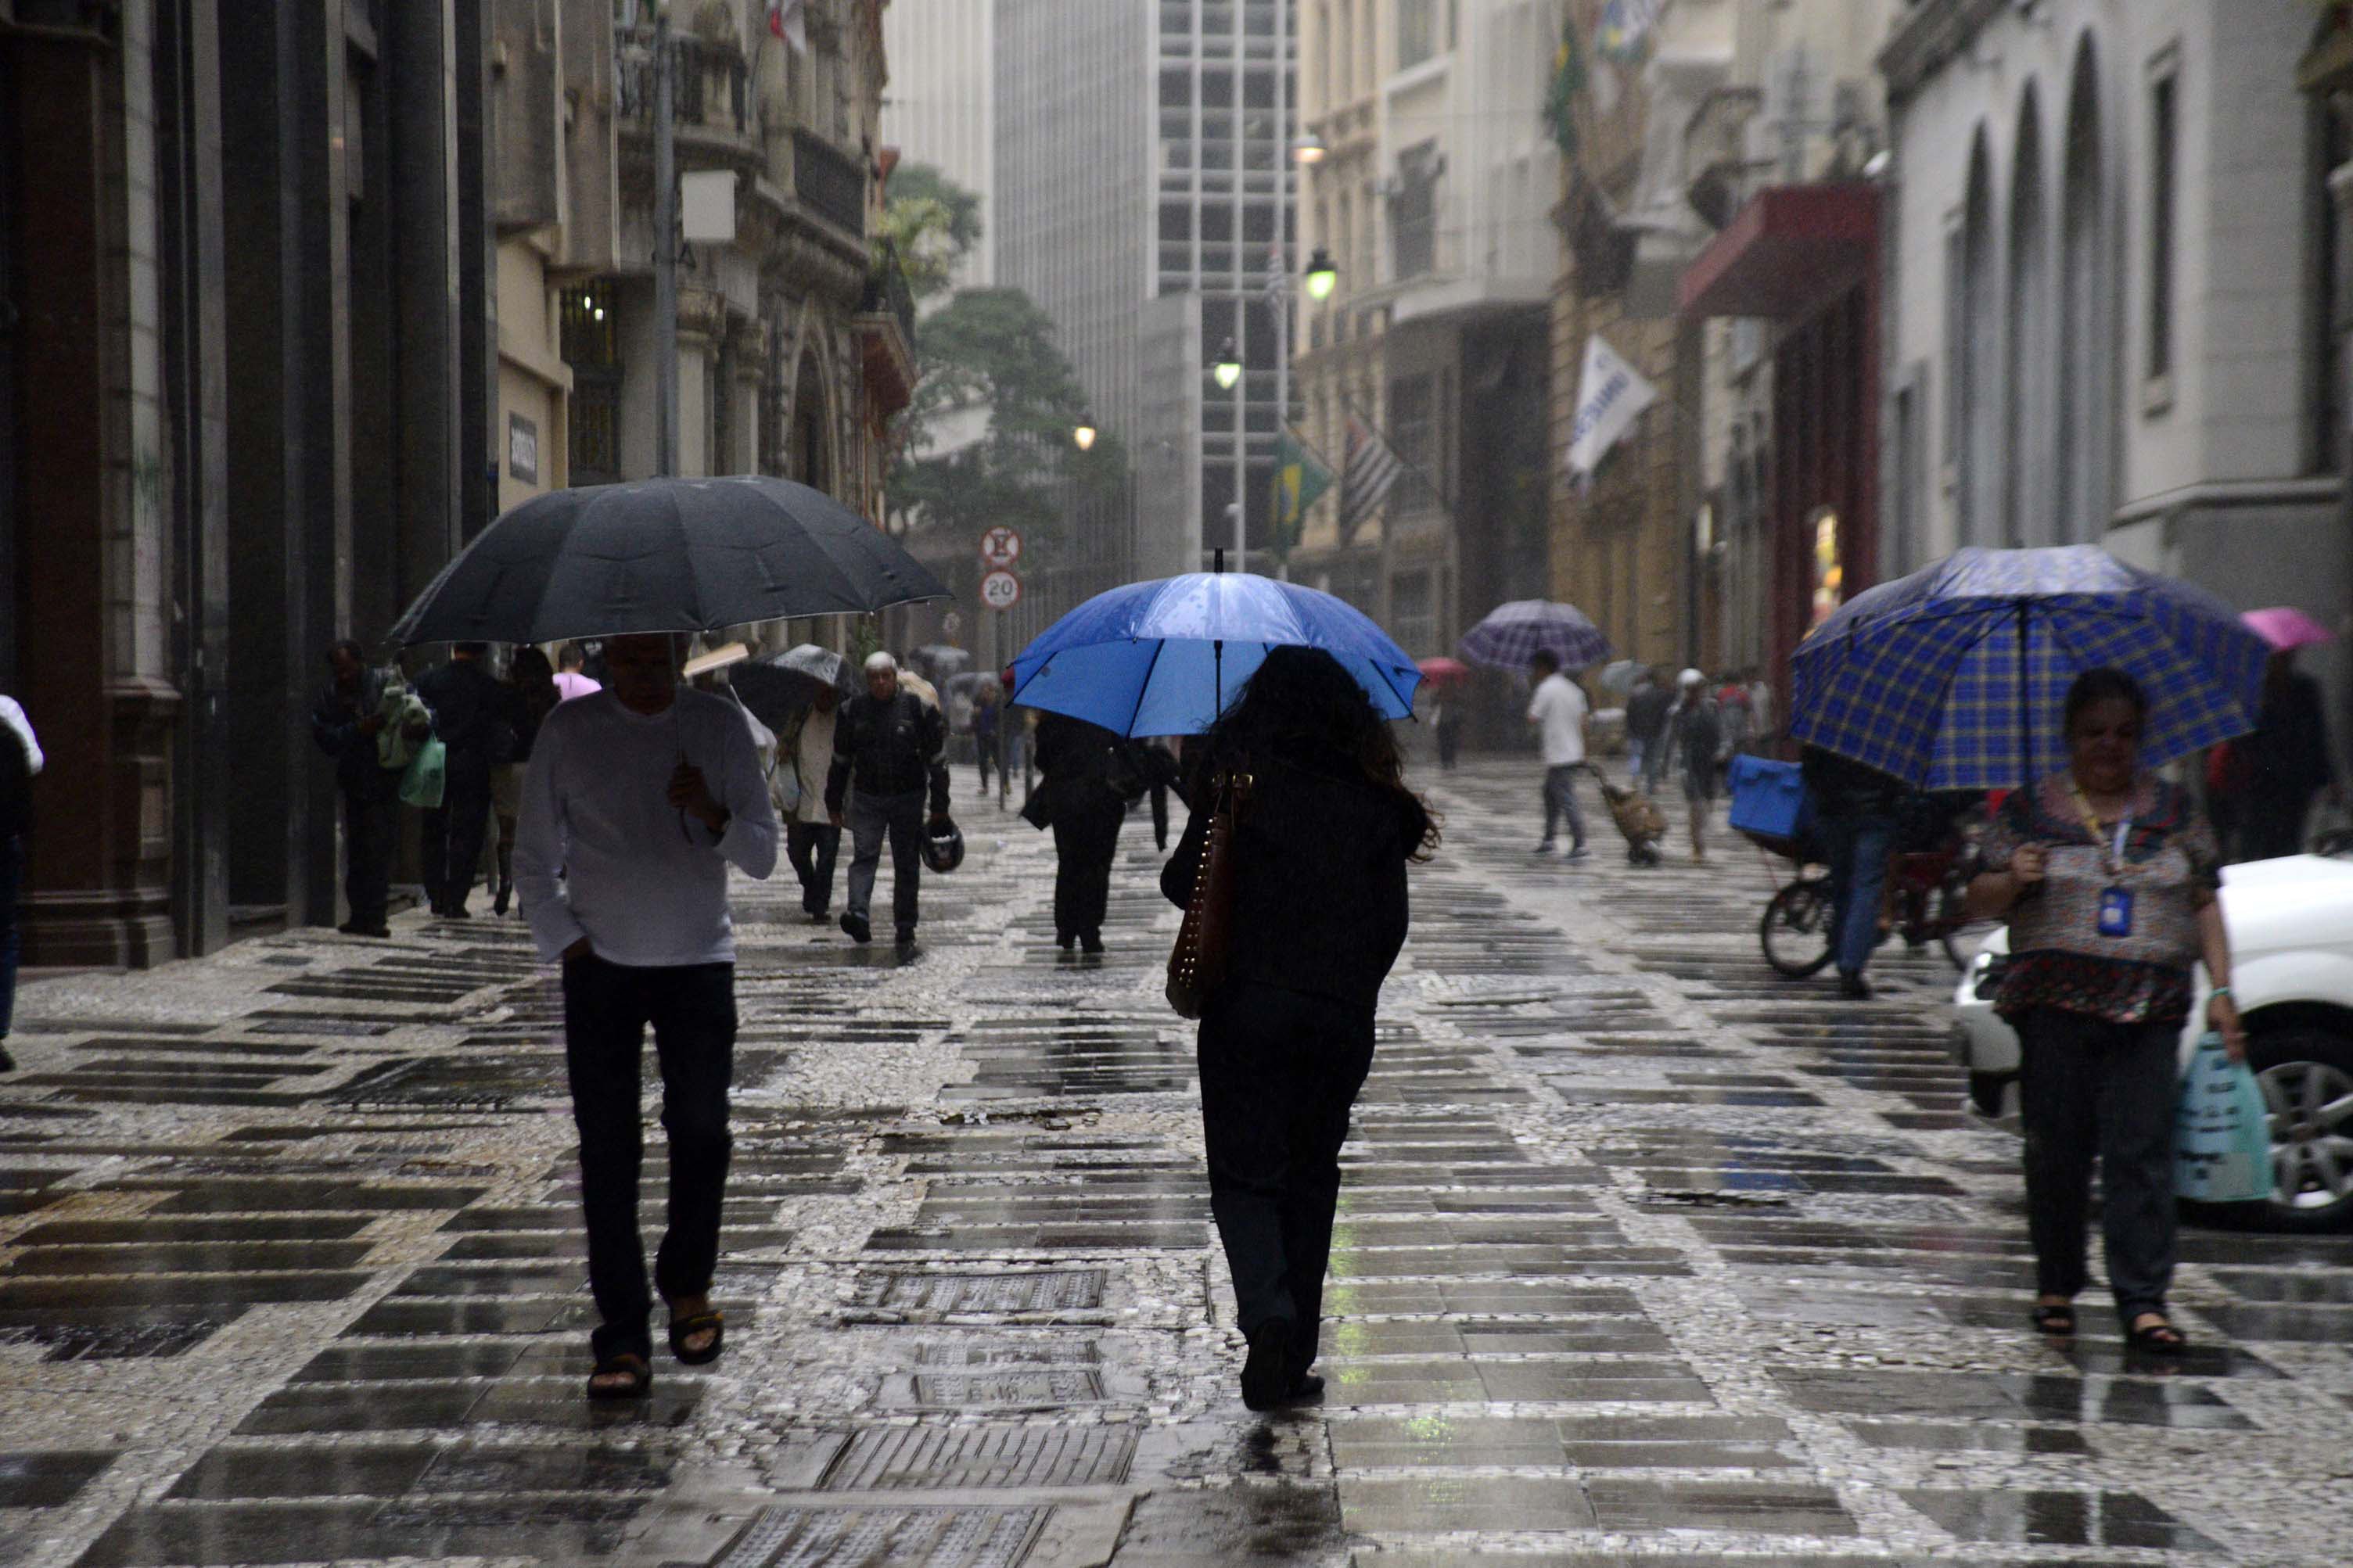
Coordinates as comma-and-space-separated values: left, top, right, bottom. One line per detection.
1458, 601, 1613, 672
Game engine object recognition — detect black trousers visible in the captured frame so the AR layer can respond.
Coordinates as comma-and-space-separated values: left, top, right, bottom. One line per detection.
846, 788, 926, 931
422, 764, 492, 911
562, 953, 738, 1362
339, 768, 401, 926
2017, 1007, 2180, 1322
785, 823, 841, 915
1197, 981, 1376, 1371
1051, 802, 1123, 942
2241, 787, 2317, 862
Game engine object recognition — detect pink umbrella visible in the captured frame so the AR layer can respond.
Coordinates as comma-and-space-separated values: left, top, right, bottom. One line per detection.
2243, 606, 2337, 651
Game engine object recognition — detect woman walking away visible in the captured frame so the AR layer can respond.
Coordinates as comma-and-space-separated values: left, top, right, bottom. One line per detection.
1966, 668, 2243, 1353
1163, 646, 1439, 1409
490, 648, 562, 916
1033, 710, 1142, 955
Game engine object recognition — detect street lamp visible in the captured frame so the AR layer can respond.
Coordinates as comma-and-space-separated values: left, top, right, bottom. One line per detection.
1303, 246, 1338, 303
1072, 415, 1097, 452
1292, 134, 1327, 166
1212, 338, 1242, 392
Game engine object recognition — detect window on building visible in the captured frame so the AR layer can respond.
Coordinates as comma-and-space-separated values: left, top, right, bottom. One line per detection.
1388, 373, 1439, 518
1942, 221, 1964, 467
2146, 53, 2179, 393
1315, 4, 1331, 105
1392, 142, 1440, 280
1391, 569, 1435, 655
1399, 0, 1439, 70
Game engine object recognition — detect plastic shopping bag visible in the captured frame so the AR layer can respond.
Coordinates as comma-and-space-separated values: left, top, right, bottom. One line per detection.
398, 737, 447, 811
2174, 1033, 2276, 1204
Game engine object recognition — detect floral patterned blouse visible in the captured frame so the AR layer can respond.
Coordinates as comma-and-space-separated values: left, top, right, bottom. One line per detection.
1978, 771, 2222, 1028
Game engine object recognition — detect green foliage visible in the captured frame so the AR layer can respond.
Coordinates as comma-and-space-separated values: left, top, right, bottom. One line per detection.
889, 287, 1124, 549
877, 163, 985, 302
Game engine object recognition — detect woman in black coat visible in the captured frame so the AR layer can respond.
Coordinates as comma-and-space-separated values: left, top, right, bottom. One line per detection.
1033, 711, 1137, 955
1161, 646, 1438, 1409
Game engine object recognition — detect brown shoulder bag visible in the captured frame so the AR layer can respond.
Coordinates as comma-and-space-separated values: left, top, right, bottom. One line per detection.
1166, 766, 1252, 1020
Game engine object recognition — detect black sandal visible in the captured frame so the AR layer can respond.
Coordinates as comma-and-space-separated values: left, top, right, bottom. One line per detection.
668, 1309, 724, 1367
2128, 1317, 2189, 1353
586, 1351, 652, 1400
2031, 1303, 2077, 1336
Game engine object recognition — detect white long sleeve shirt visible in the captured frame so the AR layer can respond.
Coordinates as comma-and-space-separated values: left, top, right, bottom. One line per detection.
514, 687, 779, 967
0, 697, 41, 775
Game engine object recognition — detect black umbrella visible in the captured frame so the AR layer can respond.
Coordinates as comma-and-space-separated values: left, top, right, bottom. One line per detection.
387, 475, 948, 646
729, 643, 857, 733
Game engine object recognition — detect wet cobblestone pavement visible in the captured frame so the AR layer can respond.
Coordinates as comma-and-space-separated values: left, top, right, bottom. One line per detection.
4, 759, 2352, 1566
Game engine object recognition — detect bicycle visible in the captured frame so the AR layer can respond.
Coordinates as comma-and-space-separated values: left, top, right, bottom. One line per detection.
1751, 828, 1988, 979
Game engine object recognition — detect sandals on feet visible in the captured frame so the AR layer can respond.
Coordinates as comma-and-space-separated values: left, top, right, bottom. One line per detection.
2128, 1317, 2189, 1353
669, 1309, 724, 1366
2031, 1302, 2077, 1336
587, 1351, 652, 1400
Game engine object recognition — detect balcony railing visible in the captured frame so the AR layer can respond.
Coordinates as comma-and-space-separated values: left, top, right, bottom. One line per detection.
616, 27, 749, 140
793, 127, 866, 239
860, 243, 917, 351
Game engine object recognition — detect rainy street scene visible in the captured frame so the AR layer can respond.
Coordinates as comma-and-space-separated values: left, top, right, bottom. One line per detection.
12, 2, 2353, 1566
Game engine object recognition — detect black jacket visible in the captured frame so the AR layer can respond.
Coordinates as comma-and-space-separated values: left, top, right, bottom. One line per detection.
0, 721, 31, 839
1160, 748, 1424, 1012
1626, 684, 1672, 744
2241, 672, 2333, 802
1035, 712, 1162, 821
311, 669, 395, 793
1801, 745, 1905, 818
415, 658, 509, 779
825, 688, 950, 816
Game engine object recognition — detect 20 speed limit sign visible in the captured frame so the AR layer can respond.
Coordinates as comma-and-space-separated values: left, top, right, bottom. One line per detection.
979, 526, 1024, 569
979, 569, 1022, 611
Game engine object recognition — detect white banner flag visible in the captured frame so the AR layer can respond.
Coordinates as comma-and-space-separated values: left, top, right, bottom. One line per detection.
1565, 333, 1659, 480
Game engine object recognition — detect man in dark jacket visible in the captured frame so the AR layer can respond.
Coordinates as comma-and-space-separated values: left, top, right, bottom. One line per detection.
2231, 650, 2337, 862
309, 640, 422, 937
1033, 712, 1144, 955
1626, 669, 1672, 793
825, 652, 950, 947
1802, 744, 1906, 1001
415, 642, 509, 918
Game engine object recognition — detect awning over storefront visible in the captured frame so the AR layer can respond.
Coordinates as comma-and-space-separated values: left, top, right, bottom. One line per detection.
1678, 185, 1879, 321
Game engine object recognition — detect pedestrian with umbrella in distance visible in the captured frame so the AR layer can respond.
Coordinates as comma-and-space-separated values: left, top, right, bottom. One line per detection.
387, 473, 947, 1399
825, 651, 951, 950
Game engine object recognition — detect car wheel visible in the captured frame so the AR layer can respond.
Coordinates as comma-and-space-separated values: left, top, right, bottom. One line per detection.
2248, 1028, 2353, 1233
1760, 877, 1835, 978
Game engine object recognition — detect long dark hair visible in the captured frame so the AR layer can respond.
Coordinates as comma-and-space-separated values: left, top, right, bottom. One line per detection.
511, 646, 560, 722
1205, 645, 1441, 859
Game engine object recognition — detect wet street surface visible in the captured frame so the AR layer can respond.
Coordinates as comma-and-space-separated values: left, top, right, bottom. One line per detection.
3, 757, 2351, 1566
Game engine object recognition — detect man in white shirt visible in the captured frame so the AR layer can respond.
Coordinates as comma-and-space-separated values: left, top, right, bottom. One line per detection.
1525, 650, 1591, 861
514, 633, 779, 1399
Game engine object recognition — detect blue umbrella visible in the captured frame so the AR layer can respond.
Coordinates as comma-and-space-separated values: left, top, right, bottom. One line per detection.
1791, 545, 2271, 791
1459, 600, 1613, 671
1008, 572, 1422, 736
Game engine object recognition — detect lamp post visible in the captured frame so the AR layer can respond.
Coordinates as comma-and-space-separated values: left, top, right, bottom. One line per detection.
1072, 415, 1097, 452
652, 2, 679, 475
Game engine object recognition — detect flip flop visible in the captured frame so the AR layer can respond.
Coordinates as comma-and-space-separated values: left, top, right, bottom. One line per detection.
587, 1351, 651, 1400
669, 1310, 724, 1367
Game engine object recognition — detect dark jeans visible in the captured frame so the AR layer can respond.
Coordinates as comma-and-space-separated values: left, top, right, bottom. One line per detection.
340, 767, 401, 927
1541, 764, 1587, 849
422, 765, 493, 912
0, 832, 20, 1038
1052, 803, 1123, 942
562, 953, 737, 1363
1197, 981, 1377, 1371
1820, 811, 1895, 978
846, 788, 925, 932
786, 823, 841, 915
2017, 1007, 2180, 1322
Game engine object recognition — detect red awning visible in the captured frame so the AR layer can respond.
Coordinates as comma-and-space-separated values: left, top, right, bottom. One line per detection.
1679, 184, 1879, 321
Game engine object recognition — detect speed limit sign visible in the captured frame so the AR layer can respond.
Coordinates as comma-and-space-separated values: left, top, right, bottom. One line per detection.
979, 569, 1022, 611
979, 526, 1023, 569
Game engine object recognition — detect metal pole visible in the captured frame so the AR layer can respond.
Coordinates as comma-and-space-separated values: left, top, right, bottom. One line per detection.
1271, 0, 1288, 583
1230, 2, 1246, 574
652, 10, 680, 477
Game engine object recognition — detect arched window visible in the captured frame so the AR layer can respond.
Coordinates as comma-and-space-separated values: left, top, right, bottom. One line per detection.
2006, 88, 2048, 548
792, 351, 832, 495
1959, 134, 2001, 546
2058, 39, 2107, 542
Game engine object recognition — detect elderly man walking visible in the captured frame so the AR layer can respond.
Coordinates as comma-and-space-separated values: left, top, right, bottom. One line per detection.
826, 652, 950, 949
513, 632, 778, 1399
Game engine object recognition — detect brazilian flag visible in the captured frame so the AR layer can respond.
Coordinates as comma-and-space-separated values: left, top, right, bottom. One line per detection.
1543, 15, 1585, 160
1270, 429, 1334, 561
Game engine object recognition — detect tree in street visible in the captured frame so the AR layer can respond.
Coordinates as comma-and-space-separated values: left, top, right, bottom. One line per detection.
877, 163, 985, 304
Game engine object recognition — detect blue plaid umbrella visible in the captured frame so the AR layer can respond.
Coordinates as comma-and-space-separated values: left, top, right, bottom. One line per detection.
1791, 546, 2271, 790
1459, 601, 1613, 671
1009, 570, 1421, 736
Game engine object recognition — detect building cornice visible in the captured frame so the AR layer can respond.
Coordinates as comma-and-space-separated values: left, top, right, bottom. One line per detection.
1878, 0, 2009, 105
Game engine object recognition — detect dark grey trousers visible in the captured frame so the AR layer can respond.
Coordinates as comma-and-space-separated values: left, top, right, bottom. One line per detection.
2017, 1007, 2181, 1322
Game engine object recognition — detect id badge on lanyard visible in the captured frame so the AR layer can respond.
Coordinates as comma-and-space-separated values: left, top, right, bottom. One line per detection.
2072, 785, 2135, 939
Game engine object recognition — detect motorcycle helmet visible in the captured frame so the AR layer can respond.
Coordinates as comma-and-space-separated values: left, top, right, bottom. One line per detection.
922, 819, 965, 874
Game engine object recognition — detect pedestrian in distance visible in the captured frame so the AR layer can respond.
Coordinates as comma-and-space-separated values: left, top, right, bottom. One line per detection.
1031, 710, 1151, 956
489, 648, 561, 917
1144, 737, 1180, 851
1802, 744, 1906, 1001
1662, 669, 1725, 862
2211, 648, 2336, 863
1748, 671, 1776, 755
1525, 650, 1591, 861
415, 641, 510, 918
972, 680, 1003, 802
825, 651, 950, 949
0, 692, 40, 1075
512, 631, 780, 1399
1963, 667, 2240, 1354
1163, 646, 1439, 1411
1432, 698, 1464, 771
552, 641, 602, 702
309, 640, 428, 938
1626, 669, 1671, 792
779, 682, 843, 922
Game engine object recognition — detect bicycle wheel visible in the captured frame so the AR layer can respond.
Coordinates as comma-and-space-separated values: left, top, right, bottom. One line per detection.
1761, 877, 1837, 978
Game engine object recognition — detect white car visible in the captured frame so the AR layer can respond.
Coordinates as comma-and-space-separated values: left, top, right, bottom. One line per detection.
1950, 852, 2353, 1232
